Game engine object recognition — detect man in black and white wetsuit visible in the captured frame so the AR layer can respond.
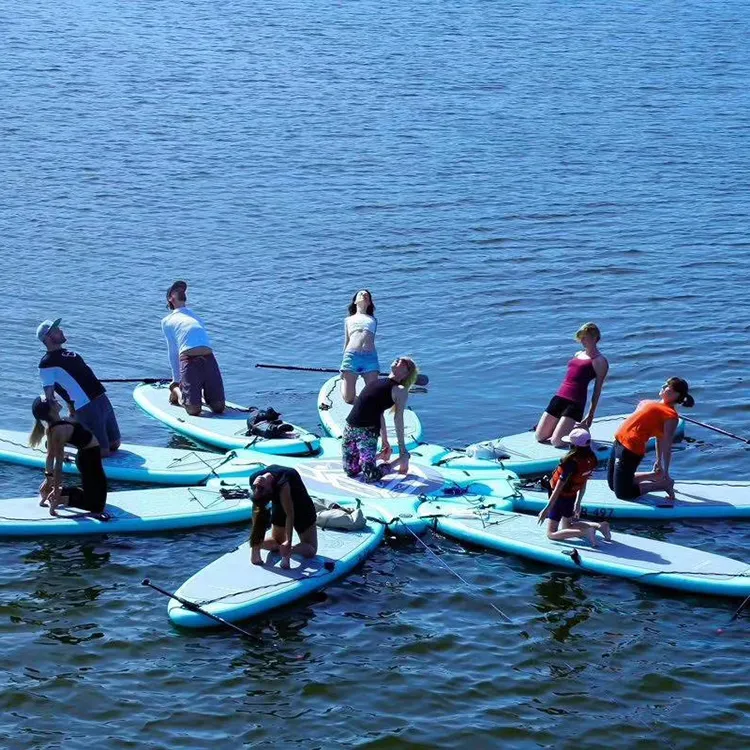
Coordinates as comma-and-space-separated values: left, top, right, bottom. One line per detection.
37, 318, 121, 457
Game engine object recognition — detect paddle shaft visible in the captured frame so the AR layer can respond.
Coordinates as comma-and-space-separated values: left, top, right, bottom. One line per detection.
101, 378, 170, 384
255, 362, 429, 387
141, 579, 258, 639
679, 415, 750, 445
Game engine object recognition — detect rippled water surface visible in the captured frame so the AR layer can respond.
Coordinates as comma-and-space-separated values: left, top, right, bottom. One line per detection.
2, 0, 750, 746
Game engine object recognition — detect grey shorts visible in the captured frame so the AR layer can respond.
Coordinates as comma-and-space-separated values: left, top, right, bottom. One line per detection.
180, 352, 225, 407
76, 394, 121, 453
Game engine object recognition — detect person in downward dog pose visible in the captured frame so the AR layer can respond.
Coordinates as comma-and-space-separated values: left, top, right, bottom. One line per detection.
535, 322, 609, 447
538, 427, 611, 546
608, 377, 694, 505
340, 289, 379, 404
342, 357, 419, 482
162, 280, 226, 417
29, 397, 109, 519
249, 466, 318, 569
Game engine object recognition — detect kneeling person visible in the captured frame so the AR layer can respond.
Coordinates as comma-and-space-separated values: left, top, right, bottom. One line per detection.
250, 466, 318, 569
538, 428, 611, 547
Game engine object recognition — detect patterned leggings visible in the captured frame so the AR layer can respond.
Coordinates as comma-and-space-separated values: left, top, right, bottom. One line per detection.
342, 425, 385, 483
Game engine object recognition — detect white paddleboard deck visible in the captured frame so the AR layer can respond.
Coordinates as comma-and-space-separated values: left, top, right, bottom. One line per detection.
421, 500, 750, 597
317, 376, 424, 450
134, 383, 320, 455
0, 428, 231, 485
214, 455, 517, 536
168, 519, 385, 627
465, 414, 685, 477
0, 486, 253, 537
515, 479, 750, 520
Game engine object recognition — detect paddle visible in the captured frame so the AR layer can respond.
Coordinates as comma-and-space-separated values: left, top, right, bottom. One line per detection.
679, 415, 750, 446
255, 362, 430, 387
101, 378, 170, 384
141, 578, 258, 639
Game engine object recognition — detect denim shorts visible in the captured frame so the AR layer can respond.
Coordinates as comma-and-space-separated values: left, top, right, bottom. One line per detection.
340, 349, 380, 375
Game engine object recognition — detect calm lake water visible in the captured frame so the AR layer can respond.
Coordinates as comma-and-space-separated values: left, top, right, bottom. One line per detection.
2, 0, 750, 746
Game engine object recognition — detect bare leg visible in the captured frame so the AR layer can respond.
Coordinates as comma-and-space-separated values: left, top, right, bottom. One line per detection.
550, 416, 578, 448
535, 412, 559, 442
637, 476, 676, 502
291, 524, 318, 559
361, 371, 379, 387
546, 517, 598, 546
340, 372, 358, 404
262, 525, 286, 552
570, 518, 611, 542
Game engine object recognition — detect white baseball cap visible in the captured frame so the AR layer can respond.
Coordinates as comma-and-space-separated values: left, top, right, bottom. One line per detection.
562, 427, 591, 447
36, 318, 62, 343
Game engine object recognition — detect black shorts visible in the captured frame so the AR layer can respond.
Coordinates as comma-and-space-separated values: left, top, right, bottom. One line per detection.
607, 440, 644, 500
271, 498, 317, 534
548, 494, 576, 522
545, 395, 585, 422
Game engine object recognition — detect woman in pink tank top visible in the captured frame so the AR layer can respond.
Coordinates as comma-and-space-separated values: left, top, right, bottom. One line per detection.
535, 322, 609, 448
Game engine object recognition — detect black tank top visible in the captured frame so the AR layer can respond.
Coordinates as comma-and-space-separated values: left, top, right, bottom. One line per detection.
346, 378, 396, 429
50, 420, 93, 450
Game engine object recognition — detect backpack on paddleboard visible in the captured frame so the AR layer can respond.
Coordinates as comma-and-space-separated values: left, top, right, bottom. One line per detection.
246, 407, 295, 439
312, 498, 367, 531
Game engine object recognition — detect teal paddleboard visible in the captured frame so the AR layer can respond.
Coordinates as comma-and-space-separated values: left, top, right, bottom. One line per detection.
420, 500, 750, 598
134, 383, 320, 455
0, 428, 232, 485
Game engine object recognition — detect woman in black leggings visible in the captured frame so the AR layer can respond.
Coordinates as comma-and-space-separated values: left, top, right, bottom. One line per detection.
29, 396, 109, 519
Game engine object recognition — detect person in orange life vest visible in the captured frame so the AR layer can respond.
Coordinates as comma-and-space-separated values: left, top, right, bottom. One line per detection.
538, 427, 612, 547
535, 322, 609, 447
608, 377, 694, 505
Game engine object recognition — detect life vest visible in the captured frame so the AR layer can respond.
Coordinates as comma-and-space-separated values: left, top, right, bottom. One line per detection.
550, 452, 598, 497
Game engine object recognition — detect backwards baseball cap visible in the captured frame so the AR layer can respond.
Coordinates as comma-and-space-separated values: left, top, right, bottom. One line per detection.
36, 318, 62, 343
562, 427, 592, 447
166, 280, 187, 300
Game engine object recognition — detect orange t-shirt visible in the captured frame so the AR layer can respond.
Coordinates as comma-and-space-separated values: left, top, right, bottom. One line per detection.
615, 401, 679, 456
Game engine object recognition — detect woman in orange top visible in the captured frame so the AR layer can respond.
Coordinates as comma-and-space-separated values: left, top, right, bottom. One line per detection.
607, 378, 694, 504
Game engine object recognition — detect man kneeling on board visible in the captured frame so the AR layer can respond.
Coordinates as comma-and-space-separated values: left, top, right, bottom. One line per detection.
162, 280, 225, 417
537, 427, 611, 547
250, 466, 318, 569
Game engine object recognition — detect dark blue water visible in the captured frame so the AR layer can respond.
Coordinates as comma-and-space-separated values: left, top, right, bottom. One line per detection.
2, 0, 750, 746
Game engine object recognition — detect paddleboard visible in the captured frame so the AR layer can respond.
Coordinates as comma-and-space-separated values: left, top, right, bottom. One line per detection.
465, 414, 685, 477
213, 453, 517, 536
420, 500, 750, 598
0, 428, 232, 485
134, 383, 320, 455
317, 376, 424, 450
167, 513, 385, 628
515, 479, 750, 521
0, 486, 253, 537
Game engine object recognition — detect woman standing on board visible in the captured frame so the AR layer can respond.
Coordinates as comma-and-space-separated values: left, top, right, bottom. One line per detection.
342, 357, 420, 482
535, 322, 609, 447
340, 290, 379, 404
29, 397, 109, 519
608, 378, 693, 505
538, 427, 611, 546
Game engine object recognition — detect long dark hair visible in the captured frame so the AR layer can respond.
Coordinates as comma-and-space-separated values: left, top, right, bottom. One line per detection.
250, 502, 271, 547
561, 444, 597, 466
347, 289, 375, 316
666, 377, 695, 408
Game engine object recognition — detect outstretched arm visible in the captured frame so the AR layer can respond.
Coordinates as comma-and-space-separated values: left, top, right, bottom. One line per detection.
584, 357, 609, 426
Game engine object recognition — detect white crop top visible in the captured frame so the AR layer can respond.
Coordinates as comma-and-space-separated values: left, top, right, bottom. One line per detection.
345, 313, 377, 336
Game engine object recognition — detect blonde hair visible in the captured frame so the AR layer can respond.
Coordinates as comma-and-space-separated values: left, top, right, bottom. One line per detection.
400, 357, 420, 391
29, 419, 47, 448
575, 322, 601, 342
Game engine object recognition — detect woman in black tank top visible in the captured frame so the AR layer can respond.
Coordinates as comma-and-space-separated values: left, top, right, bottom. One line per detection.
30, 397, 109, 518
342, 357, 419, 483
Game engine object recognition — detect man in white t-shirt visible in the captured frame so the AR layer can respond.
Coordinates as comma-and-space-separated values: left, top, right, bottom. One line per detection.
161, 281, 225, 417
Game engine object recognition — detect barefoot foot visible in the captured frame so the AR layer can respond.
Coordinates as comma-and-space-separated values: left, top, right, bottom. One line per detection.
599, 521, 612, 541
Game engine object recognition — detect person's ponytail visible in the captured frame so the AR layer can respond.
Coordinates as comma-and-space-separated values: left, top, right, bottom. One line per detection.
681, 393, 695, 408
29, 419, 46, 448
